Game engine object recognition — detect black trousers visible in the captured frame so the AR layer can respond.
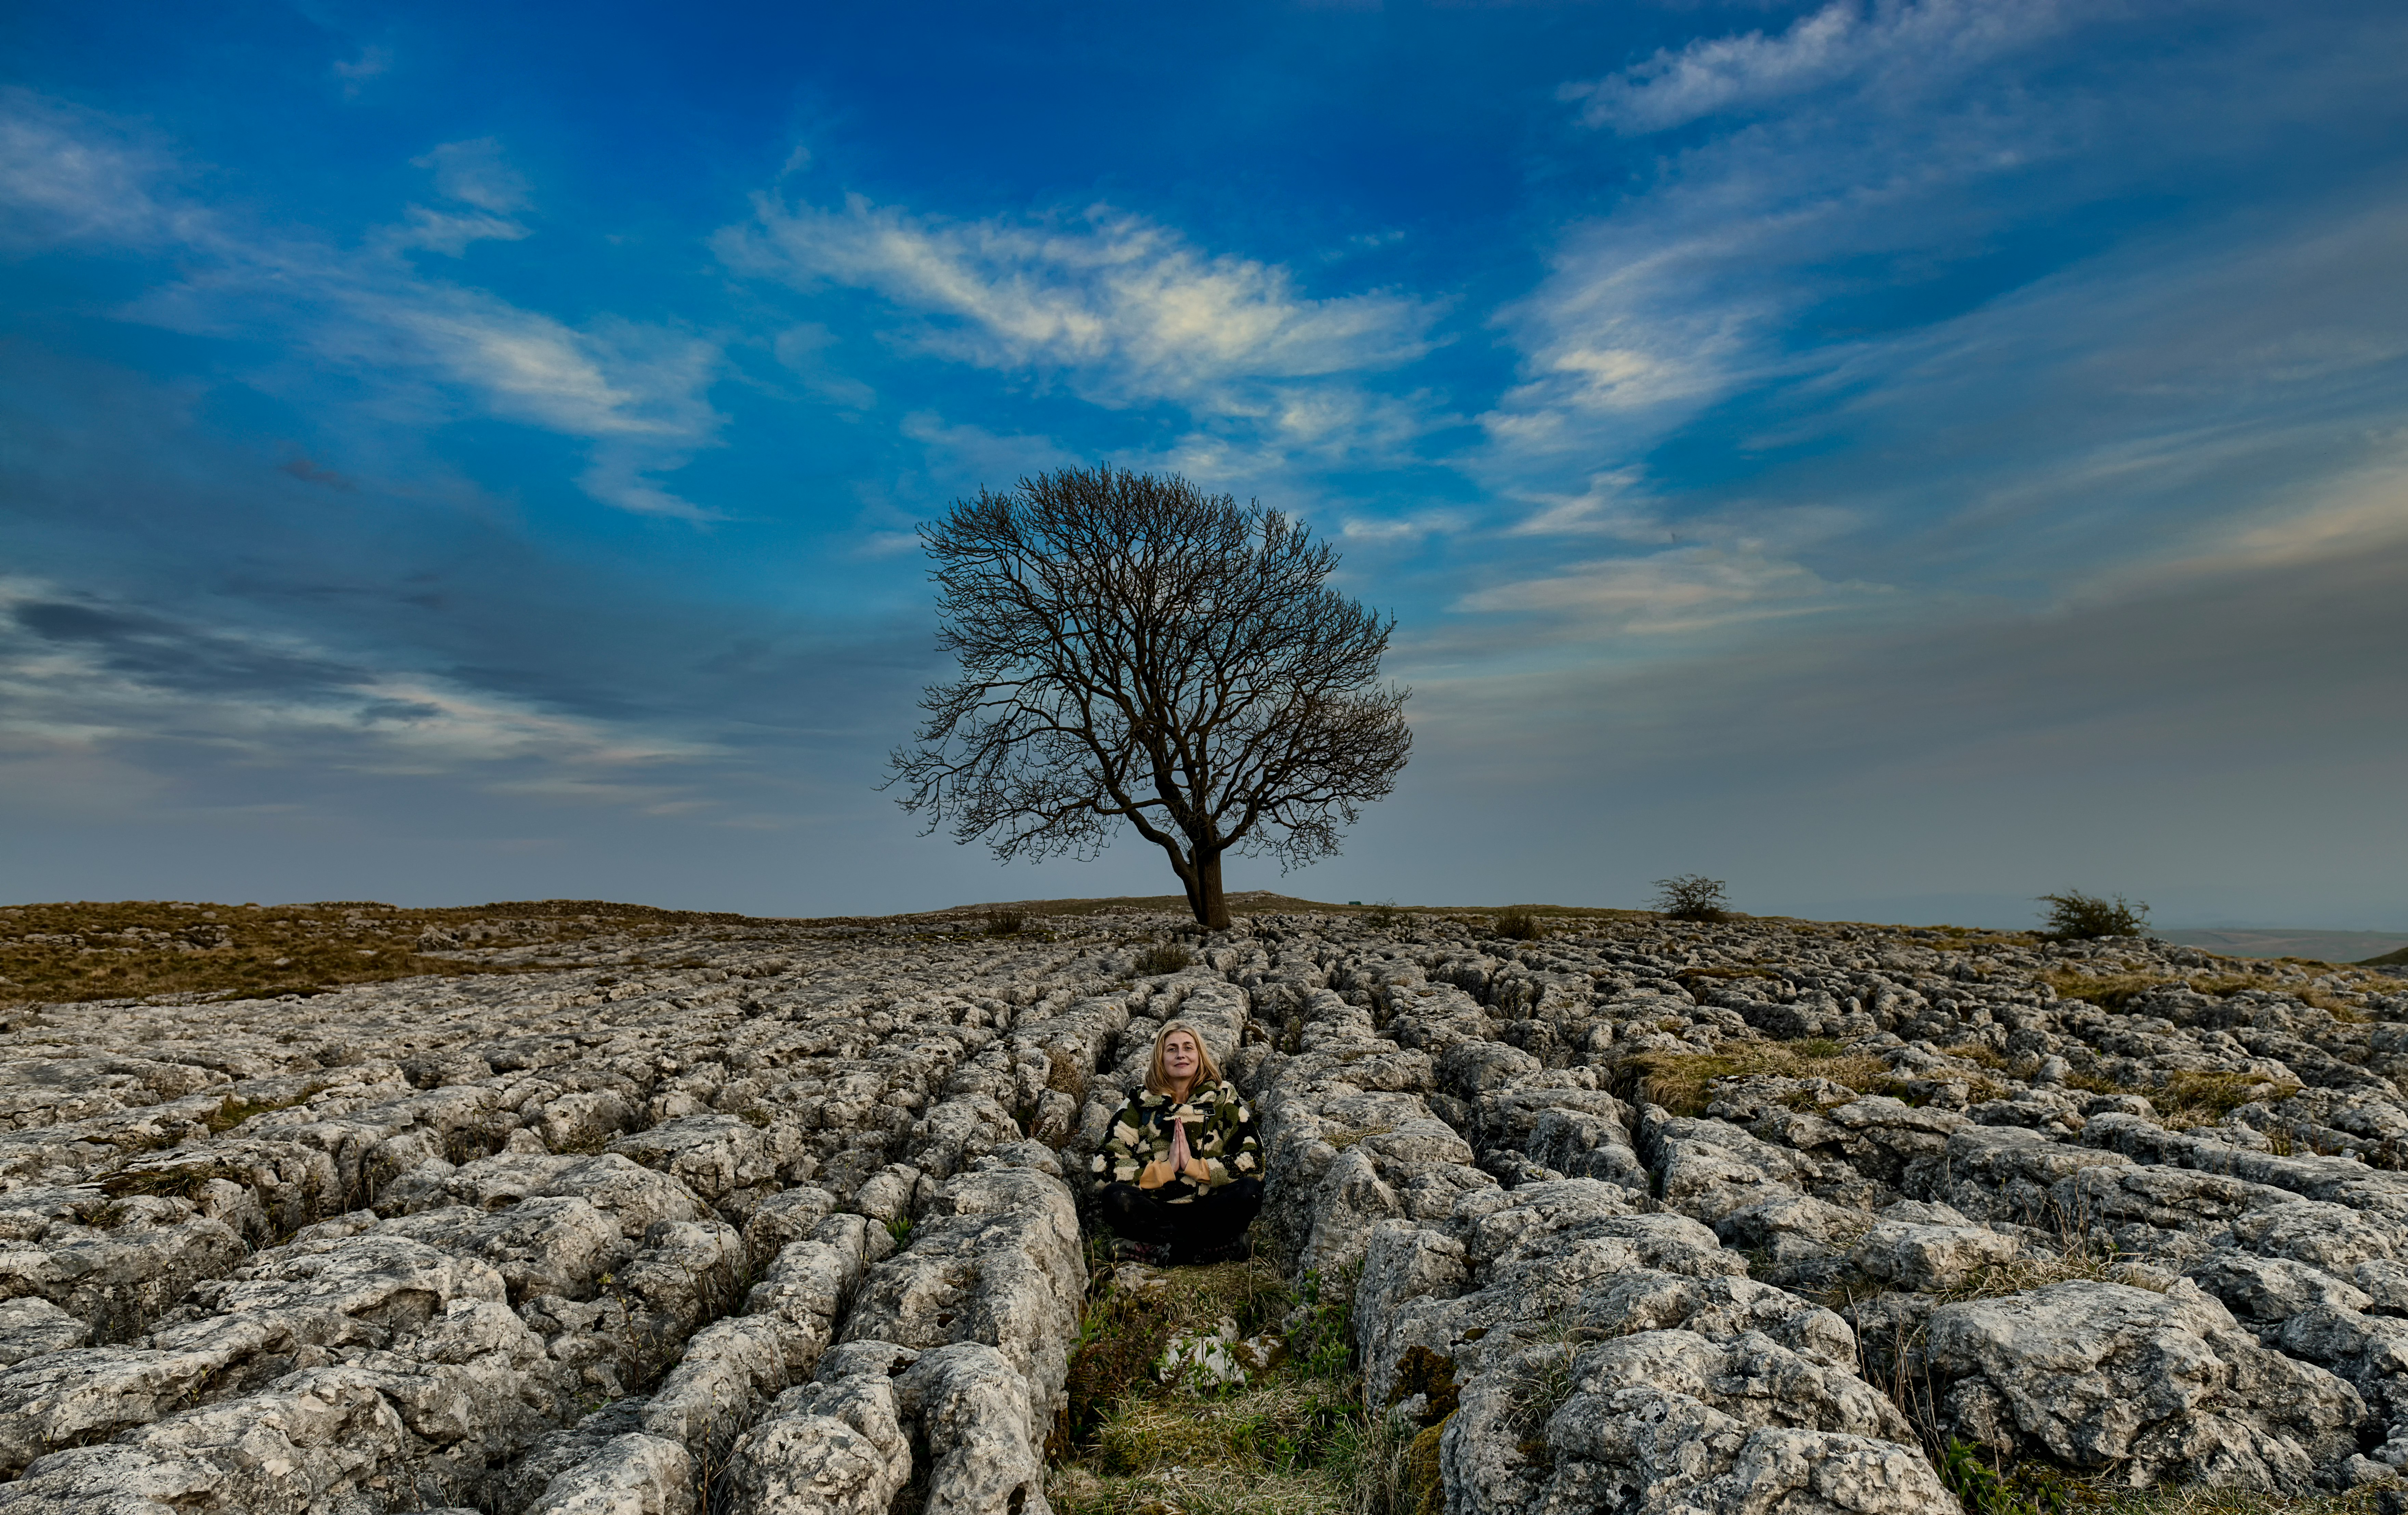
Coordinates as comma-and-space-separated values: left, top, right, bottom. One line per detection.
1100, 1178, 1263, 1254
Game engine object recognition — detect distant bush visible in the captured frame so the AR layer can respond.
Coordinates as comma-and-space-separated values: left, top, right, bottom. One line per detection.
1653, 875, 1731, 923
2037, 891, 2149, 941
983, 909, 1026, 936
1360, 900, 1407, 929
1492, 907, 1544, 941
1131, 942, 1197, 976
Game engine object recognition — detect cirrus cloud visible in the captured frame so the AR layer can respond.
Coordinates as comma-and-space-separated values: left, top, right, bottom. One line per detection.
718, 192, 1438, 409
0, 91, 722, 518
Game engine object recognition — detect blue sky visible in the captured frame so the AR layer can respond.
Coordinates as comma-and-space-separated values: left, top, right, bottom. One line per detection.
4, 0, 2404, 928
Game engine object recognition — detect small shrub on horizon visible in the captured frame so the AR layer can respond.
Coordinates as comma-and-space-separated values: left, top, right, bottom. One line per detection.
983, 908, 1027, 936
1492, 907, 1544, 941
1361, 900, 1407, 930
1654, 877, 1731, 923
2037, 890, 2151, 941
1653, 875, 1731, 924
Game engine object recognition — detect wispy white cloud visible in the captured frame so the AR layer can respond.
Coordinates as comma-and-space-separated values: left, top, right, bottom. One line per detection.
0, 93, 719, 516
772, 322, 876, 409
1337, 509, 1471, 544
411, 137, 531, 213
1488, 2, 2114, 463
2054, 439, 2408, 613
900, 410, 1078, 485
387, 205, 530, 256
360, 302, 717, 441
1562, 0, 2068, 135
718, 192, 1437, 408
330, 45, 392, 97
1502, 469, 1661, 538
0, 578, 717, 807
576, 447, 722, 522
1454, 544, 1870, 636
0, 88, 187, 249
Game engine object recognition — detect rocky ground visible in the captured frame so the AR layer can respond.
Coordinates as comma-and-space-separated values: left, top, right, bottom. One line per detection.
0, 900, 2403, 1514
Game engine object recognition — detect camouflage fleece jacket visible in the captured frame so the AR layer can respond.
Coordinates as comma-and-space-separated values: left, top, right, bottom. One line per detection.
1090, 1080, 1262, 1204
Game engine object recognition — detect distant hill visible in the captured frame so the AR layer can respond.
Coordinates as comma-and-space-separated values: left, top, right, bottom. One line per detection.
2156, 927, 2408, 964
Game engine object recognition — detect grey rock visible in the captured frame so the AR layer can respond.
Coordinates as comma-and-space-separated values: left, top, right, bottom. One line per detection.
609, 1114, 802, 1205
743, 1235, 867, 1376
382, 1195, 632, 1302
2233, 1199, 2408, 1273
915, 1094, 1026, 1179
722, 1369, 912, 1515
535, 1088, 639, 1154
1850, 1218, 2019, 1291
846, 1162, 927, 1225
898, 1342, 1053, 1515
1355, 1220, 1470, 1403
525, 1432, 698, 1515
641, 1314, 792, 1459
740, 1185, 839, 1272
2359, 1258, 2408, 1315
2191, 1253, 2373, 1325
839, 1165, 1083, 1424
0, 1297, 89, 1366
1642, 1114, 1857, 1223
1924, 1280, 2362, 1488
8, 898, 2406, 1514
1444, 1329, 1936, 1515
0, 1196, 248, 1341
383, 1151, 710, 1240
1260, 1086, 1493, 1276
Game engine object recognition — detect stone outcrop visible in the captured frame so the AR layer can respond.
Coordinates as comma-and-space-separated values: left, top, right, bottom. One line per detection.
0, 924, 1136, 1511
0, 901, 2399, 1510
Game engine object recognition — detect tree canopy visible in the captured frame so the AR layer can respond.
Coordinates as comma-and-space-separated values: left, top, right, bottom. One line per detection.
887, 466, 1411, 929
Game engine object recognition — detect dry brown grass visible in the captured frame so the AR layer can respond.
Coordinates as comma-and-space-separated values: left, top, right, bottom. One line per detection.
1673, 966, 1785, 990
2045, 967, 2370, 1021
1050, 1463, 1353, 1515
2058, 1066, 2302, 1128
0, 898, 773, 1008
1925, 930, 2041, 953
1617, 1038, 1896, 1116
1090, 1382, 1350, 1475
1941, 1041, 2009, 1069
1811, 1218, 2153, 1319
1943, 1252, 2164, 1306
2072, 1486, 2393, 1515
2044, 972, 2180, 1012
1130, 942, 1200, 977
2153, 1071, 2303, 1127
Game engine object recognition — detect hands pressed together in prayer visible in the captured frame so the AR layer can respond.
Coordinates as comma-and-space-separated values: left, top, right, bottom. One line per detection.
1138, 1115, 1213, 1190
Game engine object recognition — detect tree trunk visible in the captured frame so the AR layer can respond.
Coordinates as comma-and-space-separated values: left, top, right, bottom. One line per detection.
1196, 851, 1230, 931
1161, 842, 1210, 926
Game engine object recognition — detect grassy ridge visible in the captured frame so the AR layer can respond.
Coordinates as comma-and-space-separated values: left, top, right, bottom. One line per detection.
0, 898, 779, 1007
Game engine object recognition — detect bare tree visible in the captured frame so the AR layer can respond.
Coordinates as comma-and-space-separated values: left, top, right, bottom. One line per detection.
887, 466, 1411, 930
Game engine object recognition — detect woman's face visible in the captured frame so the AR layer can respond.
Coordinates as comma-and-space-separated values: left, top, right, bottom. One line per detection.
1161, 1030, 1201, 1089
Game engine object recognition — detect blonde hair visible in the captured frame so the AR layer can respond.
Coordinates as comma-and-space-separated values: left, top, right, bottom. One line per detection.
1145, 1020, 1222, 1098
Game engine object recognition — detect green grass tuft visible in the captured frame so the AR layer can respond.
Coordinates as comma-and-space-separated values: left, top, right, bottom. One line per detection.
1051, 1259, 1388, 1515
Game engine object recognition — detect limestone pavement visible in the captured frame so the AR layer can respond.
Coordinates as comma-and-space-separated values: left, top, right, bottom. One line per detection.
0, 906, 2400, 1513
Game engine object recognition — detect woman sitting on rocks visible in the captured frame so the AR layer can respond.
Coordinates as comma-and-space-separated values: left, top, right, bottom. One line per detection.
1091, 1021, 1263, 1265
